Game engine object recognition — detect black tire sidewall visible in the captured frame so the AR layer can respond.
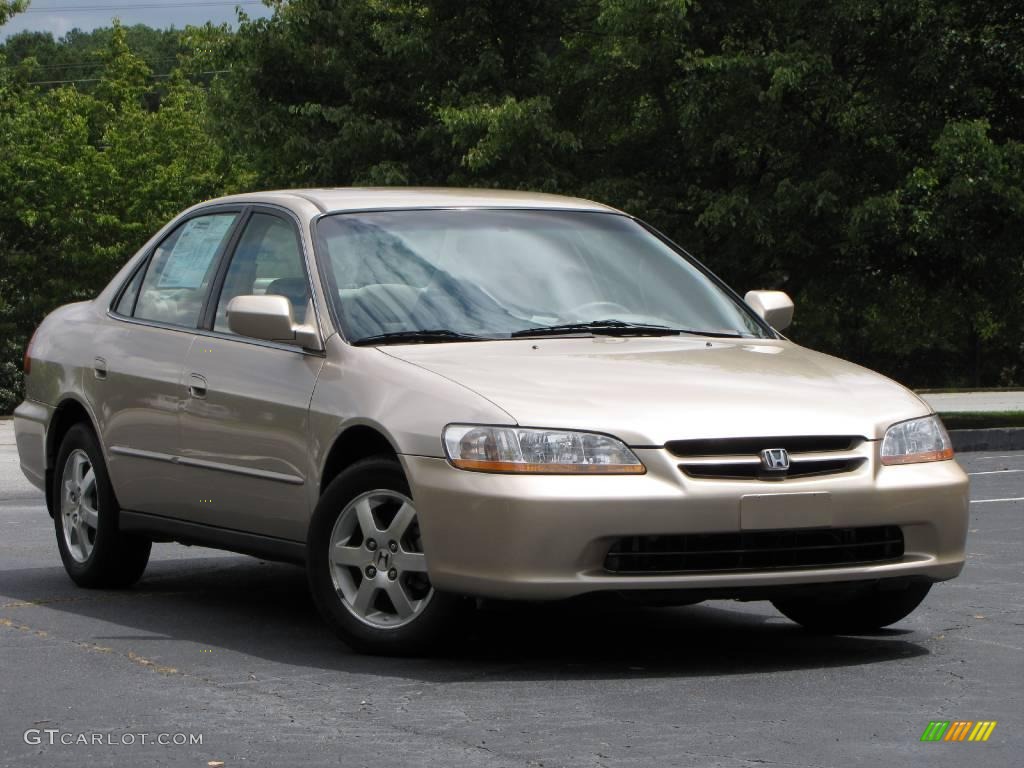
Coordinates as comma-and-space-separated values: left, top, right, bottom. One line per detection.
307, 457, 463, 655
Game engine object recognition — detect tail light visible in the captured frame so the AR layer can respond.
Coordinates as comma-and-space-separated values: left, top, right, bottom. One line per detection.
23, 328, 38, 376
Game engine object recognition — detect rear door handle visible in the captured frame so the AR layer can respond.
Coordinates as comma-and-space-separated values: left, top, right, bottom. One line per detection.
93, 357, 107, 380
188, 373, 208, 399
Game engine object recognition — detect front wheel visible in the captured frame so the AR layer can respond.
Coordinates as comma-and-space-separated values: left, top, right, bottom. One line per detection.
772, 581, 932, 633
53, 423, 151, 588
307, 457, 465, 655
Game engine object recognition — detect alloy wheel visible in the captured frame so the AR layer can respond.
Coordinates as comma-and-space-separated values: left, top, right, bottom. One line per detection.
328, 490, 434, 628
61, 448, 98, 563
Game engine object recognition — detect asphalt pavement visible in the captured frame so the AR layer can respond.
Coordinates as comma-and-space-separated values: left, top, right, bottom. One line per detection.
0, 419, 1021, 767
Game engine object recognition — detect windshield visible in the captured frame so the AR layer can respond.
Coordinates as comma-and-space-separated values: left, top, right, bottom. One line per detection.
315, 209, 770, 343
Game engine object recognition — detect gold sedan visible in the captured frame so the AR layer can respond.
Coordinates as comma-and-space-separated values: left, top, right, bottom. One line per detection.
14, 188, 968, 654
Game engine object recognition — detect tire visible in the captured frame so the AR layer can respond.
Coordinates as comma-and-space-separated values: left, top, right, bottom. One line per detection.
307, 456, 466, 655
53, 422, 151, 588
772, 581, 932, 633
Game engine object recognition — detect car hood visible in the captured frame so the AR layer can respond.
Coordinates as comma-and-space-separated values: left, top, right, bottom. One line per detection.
381, 337, 930, 446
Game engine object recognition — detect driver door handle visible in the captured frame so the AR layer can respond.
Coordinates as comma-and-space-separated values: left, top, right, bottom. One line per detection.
188, 373, 208, 399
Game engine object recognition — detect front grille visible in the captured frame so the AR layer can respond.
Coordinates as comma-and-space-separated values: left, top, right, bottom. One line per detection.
681, 458, 861, 480
604, 525, 904, 574
666, 436, 860, 456
666, 435, 866, 481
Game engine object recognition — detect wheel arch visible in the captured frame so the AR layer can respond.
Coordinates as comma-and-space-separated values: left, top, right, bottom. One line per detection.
319, 423, 401, 497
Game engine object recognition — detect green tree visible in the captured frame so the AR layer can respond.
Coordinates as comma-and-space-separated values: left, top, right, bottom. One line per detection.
0, 22, 249, 411
880, 120, 1024, 385
193, 0, 585, 187
0, 1, 28, 25
2, 24, 185, 93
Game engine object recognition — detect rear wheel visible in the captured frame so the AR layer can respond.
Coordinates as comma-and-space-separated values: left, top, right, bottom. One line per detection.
772, 581, 932, 633
307, 457, 465, 655
53, 423, 151, 588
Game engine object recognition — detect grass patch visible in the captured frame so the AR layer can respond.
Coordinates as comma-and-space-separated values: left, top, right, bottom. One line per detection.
938, 411, 1024, 430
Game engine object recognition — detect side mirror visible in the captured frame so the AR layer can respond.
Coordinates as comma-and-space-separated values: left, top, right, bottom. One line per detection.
744, 290, 794, 332
226, 295, 323, 351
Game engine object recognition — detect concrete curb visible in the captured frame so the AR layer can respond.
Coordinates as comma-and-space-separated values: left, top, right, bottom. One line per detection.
951, 428, 1024, 453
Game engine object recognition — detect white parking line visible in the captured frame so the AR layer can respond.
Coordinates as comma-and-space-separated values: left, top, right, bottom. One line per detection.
974, 454, 1024, 460
971, 497, 1024, 504
968, 469, 1024, 476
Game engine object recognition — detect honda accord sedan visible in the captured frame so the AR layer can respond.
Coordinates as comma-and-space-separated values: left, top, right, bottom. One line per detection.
13, 188, 969, 654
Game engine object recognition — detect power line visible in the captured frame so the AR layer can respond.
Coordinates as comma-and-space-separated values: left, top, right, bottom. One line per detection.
27, 67, 230, 84
22, 1, 265, 12
1, 57, 181, 71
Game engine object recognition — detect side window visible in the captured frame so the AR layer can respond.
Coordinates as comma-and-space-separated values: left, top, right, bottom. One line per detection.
114, 263, 145, 315
214, 213, 311, 334
134, 213, 238, 328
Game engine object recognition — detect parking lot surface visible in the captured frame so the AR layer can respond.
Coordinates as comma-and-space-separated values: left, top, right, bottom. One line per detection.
1, 420, 1020, 767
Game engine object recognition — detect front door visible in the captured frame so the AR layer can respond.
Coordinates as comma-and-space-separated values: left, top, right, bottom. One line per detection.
178, 211, 324, 542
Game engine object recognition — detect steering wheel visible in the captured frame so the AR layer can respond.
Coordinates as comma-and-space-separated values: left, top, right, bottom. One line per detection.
566, 300, 632, 320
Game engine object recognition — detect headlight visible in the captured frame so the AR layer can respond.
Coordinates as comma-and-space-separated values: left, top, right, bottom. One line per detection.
443, 425, 646, 474
880, 415, 954, 465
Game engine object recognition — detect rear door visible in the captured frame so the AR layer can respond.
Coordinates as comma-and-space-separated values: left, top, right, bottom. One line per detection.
90, 209, 243, 516
177, 208, 324, 542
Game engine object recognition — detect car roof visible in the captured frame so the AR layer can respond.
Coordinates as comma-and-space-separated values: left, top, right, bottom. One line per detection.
203, 187, 620, 215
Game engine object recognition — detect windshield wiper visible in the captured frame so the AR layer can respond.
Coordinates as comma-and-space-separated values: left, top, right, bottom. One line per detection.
675, 328, 746, 338
357, 323, 747, 345
353, 329, 491, 346
511, 319, 680, 338
511, 320, 748, 339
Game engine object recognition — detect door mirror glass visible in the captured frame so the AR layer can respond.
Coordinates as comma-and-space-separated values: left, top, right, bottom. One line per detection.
227, 295, 322, 350
744, 290, 794, 331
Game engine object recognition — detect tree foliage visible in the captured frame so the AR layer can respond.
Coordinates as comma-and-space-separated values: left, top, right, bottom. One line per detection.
0, 1, 28, 26
0, 22, 251, 410
2, 23, 184, 90
1, 1, 1022, 411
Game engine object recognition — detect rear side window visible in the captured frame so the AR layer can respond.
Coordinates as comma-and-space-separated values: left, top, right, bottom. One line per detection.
133, 213, 238, 328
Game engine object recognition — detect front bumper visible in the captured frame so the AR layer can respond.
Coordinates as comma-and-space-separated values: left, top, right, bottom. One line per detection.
402, 446, 969, 600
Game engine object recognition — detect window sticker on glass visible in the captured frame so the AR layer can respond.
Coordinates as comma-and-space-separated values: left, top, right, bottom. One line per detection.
157, 216, 234, 289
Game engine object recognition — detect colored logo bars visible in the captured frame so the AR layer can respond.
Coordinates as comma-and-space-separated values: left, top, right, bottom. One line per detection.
920, 721, 997, 742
